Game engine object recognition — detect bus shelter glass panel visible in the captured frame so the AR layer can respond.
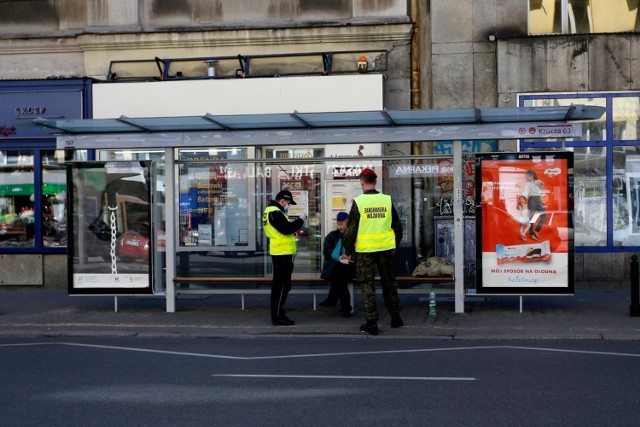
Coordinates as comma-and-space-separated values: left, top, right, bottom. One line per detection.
98, 149, 166, 162
265, 148, 325, 276
177, 148, 253, 251
389, 154, 477, 284
0, 150, 35, 247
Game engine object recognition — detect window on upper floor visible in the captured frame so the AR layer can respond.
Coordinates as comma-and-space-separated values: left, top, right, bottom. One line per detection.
529, 0, 640, 35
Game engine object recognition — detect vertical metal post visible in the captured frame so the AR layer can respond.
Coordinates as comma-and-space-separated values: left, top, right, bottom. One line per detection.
165, 148, 176, 313
453, 140, 464, 313
630, 255, 640, 316
413, 177, 424, 259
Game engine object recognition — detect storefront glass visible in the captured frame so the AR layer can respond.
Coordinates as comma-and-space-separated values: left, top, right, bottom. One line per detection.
0, 150, 35, 247
42, 150, 67, 247
612, 97, 640, 141
521, 91, 640, 249
521, 96, 606, 141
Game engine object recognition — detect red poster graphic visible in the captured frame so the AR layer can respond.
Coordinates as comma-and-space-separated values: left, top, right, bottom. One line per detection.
476, 152, 574, 294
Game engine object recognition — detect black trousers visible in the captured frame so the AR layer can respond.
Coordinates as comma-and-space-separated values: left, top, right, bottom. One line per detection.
271, 254, 294, 321
325, 263, 353, 313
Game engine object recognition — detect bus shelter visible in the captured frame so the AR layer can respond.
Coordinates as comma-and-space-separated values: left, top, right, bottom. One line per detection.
36, 105, 605, 313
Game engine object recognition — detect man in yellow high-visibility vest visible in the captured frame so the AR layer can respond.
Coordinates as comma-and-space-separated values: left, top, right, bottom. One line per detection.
343, 168, 403, 335
263, 190, 305, 326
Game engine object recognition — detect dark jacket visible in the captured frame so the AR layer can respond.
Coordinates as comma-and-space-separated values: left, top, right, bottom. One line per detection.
265, 200, 304, 235
342, 189, 403, 255
321, 229, 355, 280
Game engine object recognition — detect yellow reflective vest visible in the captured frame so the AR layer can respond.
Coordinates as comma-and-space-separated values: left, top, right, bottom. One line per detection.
263, 206, 297, 255
354, 193, 396, 253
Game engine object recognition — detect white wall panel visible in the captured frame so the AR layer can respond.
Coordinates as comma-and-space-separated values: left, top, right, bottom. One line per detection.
93, 74, 384, 118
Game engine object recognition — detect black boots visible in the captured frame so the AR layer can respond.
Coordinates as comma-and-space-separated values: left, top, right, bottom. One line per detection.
360, 314, 403, 335
360, 320, 379, 335
272, 316, 295, 326
390, 313, 404, 328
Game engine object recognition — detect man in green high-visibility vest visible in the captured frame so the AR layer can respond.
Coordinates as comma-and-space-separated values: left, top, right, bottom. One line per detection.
262, 189, 305, 326
343, 168, 403, 335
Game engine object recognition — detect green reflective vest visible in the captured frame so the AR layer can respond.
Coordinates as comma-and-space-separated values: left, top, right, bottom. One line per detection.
263, 206, 297, 255
354, 193, 396, 253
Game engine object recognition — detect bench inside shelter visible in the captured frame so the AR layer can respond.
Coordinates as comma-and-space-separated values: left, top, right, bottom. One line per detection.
172, 275, 455, 310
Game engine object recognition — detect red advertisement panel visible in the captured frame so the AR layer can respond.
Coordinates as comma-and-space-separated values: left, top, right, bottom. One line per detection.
475, 152, 574, 294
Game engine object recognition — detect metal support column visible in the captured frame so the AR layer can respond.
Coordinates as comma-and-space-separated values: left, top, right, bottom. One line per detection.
453, 140, 465, 313
165, 148, 176, 313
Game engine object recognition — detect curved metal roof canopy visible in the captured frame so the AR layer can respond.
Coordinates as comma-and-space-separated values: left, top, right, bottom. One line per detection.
36, 105, 604, 134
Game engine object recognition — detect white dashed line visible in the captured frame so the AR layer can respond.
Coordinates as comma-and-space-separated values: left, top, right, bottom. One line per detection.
212, 374, 475, 381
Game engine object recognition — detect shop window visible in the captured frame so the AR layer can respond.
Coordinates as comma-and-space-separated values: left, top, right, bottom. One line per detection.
42, 150, 67, 247
521, 96, 606, 141
529, 0, 639, 35
0, 150, 35, 247
612, 97, 640, 141
520, 91, 640, 250
619, 149, 640, 245
573, 147, 611, 246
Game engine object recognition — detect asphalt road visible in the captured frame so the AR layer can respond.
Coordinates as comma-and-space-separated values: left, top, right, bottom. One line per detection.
1, 336, 639, 426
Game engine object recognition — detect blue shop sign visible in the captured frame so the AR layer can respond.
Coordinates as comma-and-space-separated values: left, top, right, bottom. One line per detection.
0, 90, 82, 139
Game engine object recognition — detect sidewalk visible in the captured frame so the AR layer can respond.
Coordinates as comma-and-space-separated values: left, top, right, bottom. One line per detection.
0, 287, 639, 340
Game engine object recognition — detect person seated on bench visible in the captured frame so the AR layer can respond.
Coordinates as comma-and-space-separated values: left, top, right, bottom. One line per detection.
262, 190, 306, 326
320, 211, 355, 317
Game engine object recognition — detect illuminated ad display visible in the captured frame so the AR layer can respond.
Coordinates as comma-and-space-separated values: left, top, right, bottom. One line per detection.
67, 161, 153, 295
475, 152, 574, 295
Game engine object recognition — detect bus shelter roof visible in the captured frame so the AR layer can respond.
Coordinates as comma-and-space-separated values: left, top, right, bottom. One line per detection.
34, 105, 605, 149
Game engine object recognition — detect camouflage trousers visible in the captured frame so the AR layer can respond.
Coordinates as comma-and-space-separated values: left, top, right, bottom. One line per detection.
356, 250, 400, 322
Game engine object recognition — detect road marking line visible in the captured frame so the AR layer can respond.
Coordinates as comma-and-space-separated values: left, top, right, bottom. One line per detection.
507, 345, 640, 358
212, 374, 475, 381
1, 342, 639, 360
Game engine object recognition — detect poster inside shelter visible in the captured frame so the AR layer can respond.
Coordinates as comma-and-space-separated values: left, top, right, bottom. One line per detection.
68, 161, 153, 295
475, 152, 574, 294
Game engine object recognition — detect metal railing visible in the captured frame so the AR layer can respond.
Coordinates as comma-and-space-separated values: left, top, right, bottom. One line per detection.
106, 50, 388, 82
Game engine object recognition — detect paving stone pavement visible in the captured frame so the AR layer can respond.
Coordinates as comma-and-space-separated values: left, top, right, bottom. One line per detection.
0, 288, 639, 340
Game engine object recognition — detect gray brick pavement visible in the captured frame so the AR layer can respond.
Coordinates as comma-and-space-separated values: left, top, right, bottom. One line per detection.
0, 288, 639, 339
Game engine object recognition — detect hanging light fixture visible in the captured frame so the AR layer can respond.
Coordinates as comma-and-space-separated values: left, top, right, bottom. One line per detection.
357, 56, 368, 73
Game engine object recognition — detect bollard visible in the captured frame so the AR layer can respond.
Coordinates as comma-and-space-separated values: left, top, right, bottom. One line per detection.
630, 255, 640, 317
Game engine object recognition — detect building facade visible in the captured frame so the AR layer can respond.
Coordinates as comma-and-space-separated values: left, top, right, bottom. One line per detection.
1, 0, 637, 289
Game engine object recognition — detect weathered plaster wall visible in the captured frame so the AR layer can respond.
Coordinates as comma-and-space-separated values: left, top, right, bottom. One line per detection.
429, 0, 499, 109
497, 35, 640, 106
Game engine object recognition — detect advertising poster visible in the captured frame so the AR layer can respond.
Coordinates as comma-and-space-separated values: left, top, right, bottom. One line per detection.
475, 152, 574, 294
68, 161, 153, 295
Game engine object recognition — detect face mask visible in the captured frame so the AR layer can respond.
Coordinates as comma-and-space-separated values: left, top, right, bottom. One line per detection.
283, 203, 290, 213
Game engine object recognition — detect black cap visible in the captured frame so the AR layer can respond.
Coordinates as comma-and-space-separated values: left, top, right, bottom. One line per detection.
275, 190, 297, 205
